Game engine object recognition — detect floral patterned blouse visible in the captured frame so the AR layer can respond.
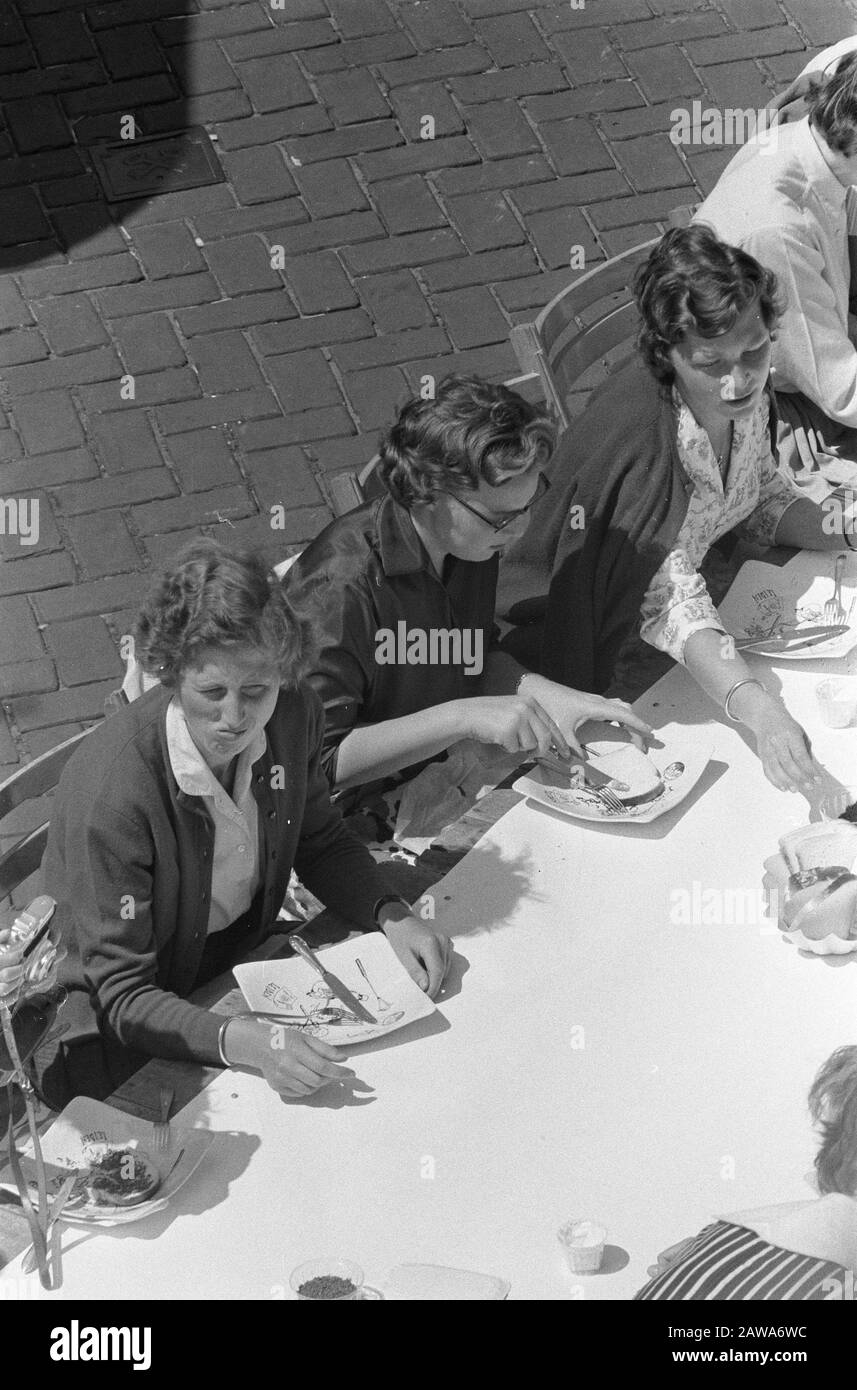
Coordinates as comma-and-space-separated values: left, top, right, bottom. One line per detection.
639, 390, 802, 662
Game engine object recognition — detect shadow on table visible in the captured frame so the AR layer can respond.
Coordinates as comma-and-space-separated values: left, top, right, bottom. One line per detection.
55, 1128, 260, 1257
424, 838, 537, 938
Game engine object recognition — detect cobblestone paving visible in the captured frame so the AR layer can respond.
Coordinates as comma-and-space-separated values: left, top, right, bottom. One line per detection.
1, 0, 855, 842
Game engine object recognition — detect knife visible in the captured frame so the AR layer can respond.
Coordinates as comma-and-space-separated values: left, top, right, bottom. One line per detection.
734, 623, 848, 650
736, 624, 849, 654
288, 934, 377, 1025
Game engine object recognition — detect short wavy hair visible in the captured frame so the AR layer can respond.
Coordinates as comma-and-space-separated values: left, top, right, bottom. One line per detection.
808, 1045, 857, 1197
376, 373, 556, 509
634, 225, 784, 386
134, 538, 314, 689
807, 50, 857, 157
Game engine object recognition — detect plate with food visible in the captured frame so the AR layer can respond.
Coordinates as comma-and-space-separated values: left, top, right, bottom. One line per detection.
717, 559, 857, 660
513, 738, 712, 825
764, 821, 857, 955
0, 1096, 216, 1227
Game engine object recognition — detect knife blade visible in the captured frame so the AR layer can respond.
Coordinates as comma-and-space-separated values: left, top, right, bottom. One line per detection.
288, 934, 377, 1025
737, 624, 849, 654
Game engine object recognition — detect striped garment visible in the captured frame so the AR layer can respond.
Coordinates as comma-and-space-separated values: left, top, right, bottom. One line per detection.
635, 1220, 850, 1301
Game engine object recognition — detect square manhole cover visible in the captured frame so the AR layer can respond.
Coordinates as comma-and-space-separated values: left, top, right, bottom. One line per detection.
90, 126, 225, 203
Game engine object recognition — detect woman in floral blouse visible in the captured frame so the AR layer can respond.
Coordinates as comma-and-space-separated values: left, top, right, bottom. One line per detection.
499, 225, 856, 795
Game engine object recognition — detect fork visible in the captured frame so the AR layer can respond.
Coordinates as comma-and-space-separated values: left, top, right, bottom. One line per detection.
823, 553, 848, 624
590, 785, 627, 814
152, 1085, 174, 1152
535, 753, 627, 812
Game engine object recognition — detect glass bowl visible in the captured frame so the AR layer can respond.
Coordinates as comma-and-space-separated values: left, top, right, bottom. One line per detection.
289, 1258, 364, 1301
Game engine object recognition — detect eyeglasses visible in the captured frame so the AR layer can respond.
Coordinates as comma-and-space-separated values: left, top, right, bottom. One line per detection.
446, 472, 551, 534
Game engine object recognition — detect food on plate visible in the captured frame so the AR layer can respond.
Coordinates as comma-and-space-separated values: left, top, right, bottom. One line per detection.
778, 822, 857, 875
782, 867, 857, 941
83, 1147, 161, 1208
588, 745, 664, 805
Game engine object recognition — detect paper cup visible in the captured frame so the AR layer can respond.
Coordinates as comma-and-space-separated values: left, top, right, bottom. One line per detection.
816, 678, 857, 729
558, 1220, 607, 1274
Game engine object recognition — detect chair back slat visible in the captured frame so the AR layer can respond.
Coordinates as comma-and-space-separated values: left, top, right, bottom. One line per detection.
0, 826, 48, 902
548, 301, 641, 397
512, 237, 660, 429
536, 239, 658, 347
0, 728, 93, 903
356, 452, 385, 502
0, 730, 91, 822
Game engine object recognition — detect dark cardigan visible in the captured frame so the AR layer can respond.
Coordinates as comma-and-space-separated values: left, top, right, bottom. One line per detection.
496, 356, 778, 692
38, 681, 396, 1073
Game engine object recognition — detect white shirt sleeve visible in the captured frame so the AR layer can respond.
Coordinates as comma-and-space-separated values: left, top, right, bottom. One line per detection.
743, 223, 857, 428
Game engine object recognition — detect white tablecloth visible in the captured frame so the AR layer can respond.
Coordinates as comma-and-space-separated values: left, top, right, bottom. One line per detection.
6, 556, 857, 1301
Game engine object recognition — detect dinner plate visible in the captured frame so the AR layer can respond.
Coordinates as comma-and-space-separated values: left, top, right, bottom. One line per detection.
512, 738, 712, 825
718, 559, 857, 660
0, 1096, 216, 1227
234, 931, 437, 1046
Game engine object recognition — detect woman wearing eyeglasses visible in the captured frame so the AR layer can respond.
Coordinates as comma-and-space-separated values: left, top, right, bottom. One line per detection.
282, 374, 651, 799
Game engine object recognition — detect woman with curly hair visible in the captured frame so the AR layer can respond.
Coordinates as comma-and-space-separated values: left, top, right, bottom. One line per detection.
29, 539, 450, 1110
635, 1046, 857, 1300
499, 225, 854, 795
283, 373, 651, 798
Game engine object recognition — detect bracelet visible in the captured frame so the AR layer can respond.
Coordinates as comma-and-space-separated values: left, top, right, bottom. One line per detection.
724, 677, 766, 722
516, 670, 532, 694
217, 1017, 234, 1069
372, 894, 412, 928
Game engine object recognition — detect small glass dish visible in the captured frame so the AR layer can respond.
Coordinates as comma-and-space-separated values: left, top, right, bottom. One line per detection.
558, 1219, 607, 1274
290, 1258, 365, 1300
815, 678, 857, 728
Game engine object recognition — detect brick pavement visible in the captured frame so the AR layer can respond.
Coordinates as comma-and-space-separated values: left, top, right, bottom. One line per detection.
1, 0, 856, 857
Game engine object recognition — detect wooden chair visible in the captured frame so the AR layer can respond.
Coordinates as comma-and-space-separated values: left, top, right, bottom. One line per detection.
0, 730, 92, 906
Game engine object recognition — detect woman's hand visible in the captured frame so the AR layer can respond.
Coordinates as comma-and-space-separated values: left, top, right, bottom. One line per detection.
379, 914, 452, 997
739, 691, 821, 794
224, 1018, 353, 1098
517, 675, 654, 755
456, 695, 572, 757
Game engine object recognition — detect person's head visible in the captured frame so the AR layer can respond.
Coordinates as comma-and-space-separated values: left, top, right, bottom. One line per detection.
807, 50, 857, 164
808, 1045, 857, 1197
376, 374, 556, 562
634, 224, 784, 423
134, 539, 313, 771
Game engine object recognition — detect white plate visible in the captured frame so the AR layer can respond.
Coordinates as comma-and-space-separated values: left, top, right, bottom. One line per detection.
234, 931, 437, 1047
0, 1096, 216, 1227
718, 558, 857, 660
512, 738, 712, 825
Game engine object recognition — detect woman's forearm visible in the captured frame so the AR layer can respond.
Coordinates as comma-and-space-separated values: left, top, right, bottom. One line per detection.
332, 702, 467, 789
683, 628, 775, 722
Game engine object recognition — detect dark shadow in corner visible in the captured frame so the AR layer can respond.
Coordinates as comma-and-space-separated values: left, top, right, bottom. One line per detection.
1, 2, 204, 272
